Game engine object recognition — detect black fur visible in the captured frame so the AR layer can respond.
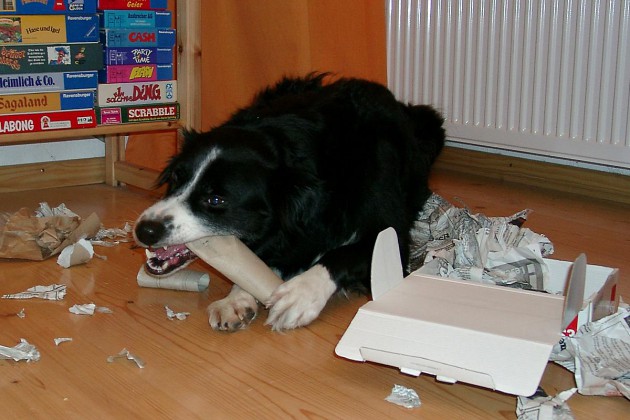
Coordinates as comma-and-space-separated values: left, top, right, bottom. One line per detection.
138, 73, 445, 295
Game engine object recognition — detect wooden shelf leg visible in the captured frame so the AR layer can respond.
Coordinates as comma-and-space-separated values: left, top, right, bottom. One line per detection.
105, 134, 126, 186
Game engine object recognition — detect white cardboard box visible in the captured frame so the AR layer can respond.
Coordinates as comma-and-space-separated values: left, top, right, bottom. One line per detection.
335, 228, 618, 396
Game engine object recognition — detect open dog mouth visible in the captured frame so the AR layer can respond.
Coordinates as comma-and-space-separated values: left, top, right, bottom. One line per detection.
144, 244, 198, 276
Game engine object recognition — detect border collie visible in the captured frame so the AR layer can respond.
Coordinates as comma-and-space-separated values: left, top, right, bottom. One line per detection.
134, 73, 445, 332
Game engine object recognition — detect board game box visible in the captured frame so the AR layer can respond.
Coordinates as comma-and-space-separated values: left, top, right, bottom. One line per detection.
0, 108, 96, 134
0, 0, 97, 15
100, 10, 171, 28
96, 102, 178, 124
98, 63, 172, 83
100, 28, 175, 48
0, 43, 103, 74
0, 70, 97, 94
97, 79, 176, 106
97, 0, 167, 10
0, 89, 95, 114
104, 47, 172, 65
0, 14, 99, 44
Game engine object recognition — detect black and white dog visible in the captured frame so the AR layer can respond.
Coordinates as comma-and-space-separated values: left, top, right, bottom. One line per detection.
134, 73, 445, 332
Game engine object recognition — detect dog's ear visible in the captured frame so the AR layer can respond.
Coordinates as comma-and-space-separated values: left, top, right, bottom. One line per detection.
155, 130, 202, 192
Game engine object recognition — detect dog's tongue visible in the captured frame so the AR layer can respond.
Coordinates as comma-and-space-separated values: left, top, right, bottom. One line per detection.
153, 244, 188, 259
145, 244, 197, 276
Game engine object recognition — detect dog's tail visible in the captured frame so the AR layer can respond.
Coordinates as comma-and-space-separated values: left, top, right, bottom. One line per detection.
404, 104, 446, 164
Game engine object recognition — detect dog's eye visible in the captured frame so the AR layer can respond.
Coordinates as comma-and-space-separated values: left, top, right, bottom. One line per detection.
208, 195, 225, 206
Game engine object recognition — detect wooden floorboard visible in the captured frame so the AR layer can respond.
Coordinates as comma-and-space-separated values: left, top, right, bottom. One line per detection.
0, 170, 628, 419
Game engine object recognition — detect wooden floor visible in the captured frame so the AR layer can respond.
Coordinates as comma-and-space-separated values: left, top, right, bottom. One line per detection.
1, 169, 628, 419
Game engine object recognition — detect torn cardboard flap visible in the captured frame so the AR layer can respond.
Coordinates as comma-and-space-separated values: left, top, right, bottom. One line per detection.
335, 228, 617, 397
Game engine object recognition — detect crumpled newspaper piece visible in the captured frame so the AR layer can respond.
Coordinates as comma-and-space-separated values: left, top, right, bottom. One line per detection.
165, 305, 190, 320
550, 303, 630, 399
91, 222, 133, 247
35, 202, 79, 218
69, 303, 113, 315
57, 238, 95, 268
54, 337, 73, 346
385, 384, 421, 408
0, 338, 40, 362
107, 348, 145, 368
2, 284, 67, 300
516, 387, 577, 420
409, 193, 554, 291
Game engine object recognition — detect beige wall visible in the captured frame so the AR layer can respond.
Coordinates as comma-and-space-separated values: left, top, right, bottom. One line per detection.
127, 0, 387, 169
200, 0, 387, 129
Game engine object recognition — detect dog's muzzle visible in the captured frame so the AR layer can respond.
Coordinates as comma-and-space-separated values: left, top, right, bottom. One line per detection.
134, 219, 198, 277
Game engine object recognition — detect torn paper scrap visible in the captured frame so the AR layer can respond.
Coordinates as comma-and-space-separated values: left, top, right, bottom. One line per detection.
16, 308, 25, 318
35, 202, 79, 218
0, 339, 40, 362
550, 304, 630, 399
90, 222, 133, 247
516, 387, 577, 420
137, 266, 209, 292
385, 384, 421, 409
2, 284, 67, 300
165, 306, 190, 320
54, 338, 73, 346
57, 238, 94, 268
69, 303, 113, 315
107, 348, 145, 369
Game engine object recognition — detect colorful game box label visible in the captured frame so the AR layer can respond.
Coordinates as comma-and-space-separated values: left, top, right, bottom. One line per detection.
104, 47, 172, 65
97, 79, 176, 106
0, 14, 99, 44
100, 28, 175, 48
0, 43, 103, 74
97, 0, 167, 10
0, 70, 97, 94
96, 102, 178, 124
98, 63, 172, 83
0, 89, 95, 114
0, 0, 97, 15
0, 108, 96, 134
100, 10, 171, 28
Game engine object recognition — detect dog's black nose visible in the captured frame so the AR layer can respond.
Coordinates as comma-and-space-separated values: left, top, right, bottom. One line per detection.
135, 220, 166, 246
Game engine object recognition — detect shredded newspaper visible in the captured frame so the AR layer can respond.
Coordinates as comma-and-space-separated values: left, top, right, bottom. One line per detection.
107, 348, 145, 369
516, 387, 577, 420
385, 384, 421, 408
2, 284, 67, 300
550, 303, 630, 399
409, 193, 554, 291
0, 339, 40, 362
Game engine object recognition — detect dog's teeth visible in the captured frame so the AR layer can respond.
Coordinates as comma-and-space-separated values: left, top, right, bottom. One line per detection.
145, 249, 154, 258
163, 246, 168, 250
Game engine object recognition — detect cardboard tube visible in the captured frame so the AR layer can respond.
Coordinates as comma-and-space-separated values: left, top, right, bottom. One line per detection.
186, 236, 284, 302
136, 267, 210, 292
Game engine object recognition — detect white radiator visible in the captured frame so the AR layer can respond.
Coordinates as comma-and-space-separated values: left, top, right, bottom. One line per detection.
387, 0, 630, 168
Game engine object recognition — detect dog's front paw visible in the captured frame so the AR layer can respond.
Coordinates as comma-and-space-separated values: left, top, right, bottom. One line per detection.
265, 265, 337, 331
208, 285, 258, 332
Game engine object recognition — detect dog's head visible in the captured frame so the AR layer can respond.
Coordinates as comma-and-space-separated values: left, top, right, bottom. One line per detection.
133, 128, 279, 276
133, 127, 320, 276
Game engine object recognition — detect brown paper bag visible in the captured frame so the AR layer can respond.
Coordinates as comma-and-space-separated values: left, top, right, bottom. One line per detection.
0, 208, 101, 261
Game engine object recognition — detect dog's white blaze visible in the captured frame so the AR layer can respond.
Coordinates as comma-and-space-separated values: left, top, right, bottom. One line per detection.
136, 148, 222, 246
